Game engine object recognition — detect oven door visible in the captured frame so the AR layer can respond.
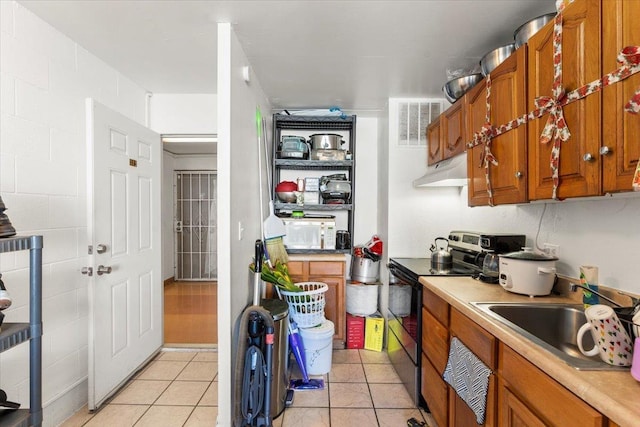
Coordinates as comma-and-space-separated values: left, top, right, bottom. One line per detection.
387, 262, 422, 406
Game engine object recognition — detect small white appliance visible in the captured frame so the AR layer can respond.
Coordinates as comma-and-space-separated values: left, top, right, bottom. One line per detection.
281, 217, 336, 250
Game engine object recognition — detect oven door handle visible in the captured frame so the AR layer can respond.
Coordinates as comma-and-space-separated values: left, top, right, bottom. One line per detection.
388, 263, 419, 287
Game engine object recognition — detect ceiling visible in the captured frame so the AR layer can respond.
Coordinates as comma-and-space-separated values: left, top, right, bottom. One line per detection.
18, 0, 556, 115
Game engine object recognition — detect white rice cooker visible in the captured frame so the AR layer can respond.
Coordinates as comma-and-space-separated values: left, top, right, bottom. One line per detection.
498, 248, 558, 297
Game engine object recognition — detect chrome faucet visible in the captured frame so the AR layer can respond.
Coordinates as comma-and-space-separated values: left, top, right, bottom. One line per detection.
570, 282, 640, 309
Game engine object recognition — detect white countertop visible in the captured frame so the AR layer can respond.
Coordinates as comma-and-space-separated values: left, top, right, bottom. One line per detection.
419, 276, 640, 427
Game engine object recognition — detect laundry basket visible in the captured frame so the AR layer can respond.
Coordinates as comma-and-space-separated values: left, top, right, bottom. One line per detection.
279, 282, 328, 328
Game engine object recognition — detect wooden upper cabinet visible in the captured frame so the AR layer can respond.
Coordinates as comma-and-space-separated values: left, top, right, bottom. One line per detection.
442, 100, 467, 159
428, 100, 466, 166
602, 0, 640, 193
527, 0, 601, 200
427, 116, 442, 165
467, 47, 528, 206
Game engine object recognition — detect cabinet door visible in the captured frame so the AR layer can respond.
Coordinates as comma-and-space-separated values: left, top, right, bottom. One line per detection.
602, 0, 640, 193
499, 343, 604, 426
442, 100, 466, 160
499, 383, 547, 427
421, 307, 449, 373
421, 352, 448, 427
427, 117, 442, 165
449, 375, 497, 427
527, 0, 601, 200
467, 48, 528, 206
312, 276, 345, 343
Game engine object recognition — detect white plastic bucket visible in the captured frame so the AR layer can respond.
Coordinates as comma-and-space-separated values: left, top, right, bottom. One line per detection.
299, 320, 335, 375
346, 282, 380, 316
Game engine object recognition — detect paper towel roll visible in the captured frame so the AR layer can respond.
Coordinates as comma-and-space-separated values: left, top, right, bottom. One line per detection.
580, 265, 599, 307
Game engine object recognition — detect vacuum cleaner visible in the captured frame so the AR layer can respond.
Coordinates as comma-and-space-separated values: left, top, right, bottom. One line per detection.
239, 309, 274, 427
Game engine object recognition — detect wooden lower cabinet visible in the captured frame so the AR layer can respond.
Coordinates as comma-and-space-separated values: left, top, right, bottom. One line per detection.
448, 375, 497, 427
287, 257, 346, 346
499, 343, 604, 427
422, 352, 449, 427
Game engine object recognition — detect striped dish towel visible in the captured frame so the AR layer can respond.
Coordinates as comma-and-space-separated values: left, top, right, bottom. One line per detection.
443, 337, 492, 424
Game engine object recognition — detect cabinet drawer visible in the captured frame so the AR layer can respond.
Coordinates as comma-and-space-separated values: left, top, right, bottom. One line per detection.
421, 352, 448, 427
499, 343, 604, 426
450, 308, 497, 369
422, 307, 449, 374
309, 261, 344, 276
422, 287, 449, 327
287, 261, 306, 277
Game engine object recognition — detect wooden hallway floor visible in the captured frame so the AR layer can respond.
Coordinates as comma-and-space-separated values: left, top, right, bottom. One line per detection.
164, 280, 217, 346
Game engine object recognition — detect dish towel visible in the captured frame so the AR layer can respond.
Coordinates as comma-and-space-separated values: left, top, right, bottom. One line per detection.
443, 337, 492, 424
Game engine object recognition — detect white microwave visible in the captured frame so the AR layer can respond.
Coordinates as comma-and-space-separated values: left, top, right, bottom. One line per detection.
281, 217, 336, 250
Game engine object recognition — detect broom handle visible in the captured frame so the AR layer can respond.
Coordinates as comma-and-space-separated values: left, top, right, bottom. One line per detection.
262, 117, 273, 201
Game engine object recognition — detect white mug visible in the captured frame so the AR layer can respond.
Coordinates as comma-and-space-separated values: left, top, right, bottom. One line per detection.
577, 304, 633, 366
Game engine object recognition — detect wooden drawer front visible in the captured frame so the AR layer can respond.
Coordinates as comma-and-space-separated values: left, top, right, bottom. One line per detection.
422, 307, 449, 373
450, 308, 497, 369
421, 352, 448, 427
287, 261, 306, 278
499, 343, 604, 427
422, 287, 449, 327
309, 261, 344, 277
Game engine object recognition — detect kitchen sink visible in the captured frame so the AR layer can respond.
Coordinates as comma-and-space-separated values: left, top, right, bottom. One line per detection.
472, 302, 630, 371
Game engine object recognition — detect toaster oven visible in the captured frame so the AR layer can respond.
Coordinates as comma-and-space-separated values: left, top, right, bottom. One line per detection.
281, 217, 336, 250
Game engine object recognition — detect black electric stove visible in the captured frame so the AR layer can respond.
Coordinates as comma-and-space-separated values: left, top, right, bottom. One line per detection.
386, 231, 525, 409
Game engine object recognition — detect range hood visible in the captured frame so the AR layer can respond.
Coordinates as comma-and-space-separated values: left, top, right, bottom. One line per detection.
413, 152, 468, 187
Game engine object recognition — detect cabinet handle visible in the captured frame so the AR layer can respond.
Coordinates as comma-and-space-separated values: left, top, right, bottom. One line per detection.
515, 171, 523, 179
583, 153, 595, 162
599, 146, 612, 156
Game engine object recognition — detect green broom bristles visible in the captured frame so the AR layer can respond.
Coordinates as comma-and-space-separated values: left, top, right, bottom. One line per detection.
265, 237, 289, 265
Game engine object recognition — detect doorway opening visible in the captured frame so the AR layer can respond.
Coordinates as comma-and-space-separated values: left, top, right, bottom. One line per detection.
162, 135, 217, 347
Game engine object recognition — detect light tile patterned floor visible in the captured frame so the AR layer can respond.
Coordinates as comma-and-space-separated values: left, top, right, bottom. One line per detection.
60, 348, 434, 426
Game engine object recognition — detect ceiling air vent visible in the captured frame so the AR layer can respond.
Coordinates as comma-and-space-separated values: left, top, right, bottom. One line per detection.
397, 100, 444, 147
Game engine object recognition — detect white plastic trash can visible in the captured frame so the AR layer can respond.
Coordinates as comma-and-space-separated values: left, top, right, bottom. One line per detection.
299, 320, 335, 375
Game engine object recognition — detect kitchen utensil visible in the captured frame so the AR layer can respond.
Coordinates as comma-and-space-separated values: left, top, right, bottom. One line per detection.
279, 135, 310, 159
479, 253, 500, 284
275, 181, 298, 203
308, 133, 344, 150
613, 306, 639, 339
577, 304, 633, 366
498, 248, 557, 296
430, 237, 452, 272
480, 43, 516, 76
336, 230, 351, 250
514, 12, 556, 48
443, 74, 483, 103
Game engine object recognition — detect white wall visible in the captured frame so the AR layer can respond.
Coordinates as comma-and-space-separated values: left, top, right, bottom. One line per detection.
387, 99, 640, 295
216, 23, 271, 427
0, 2, 149, 425
150, 94, 217, 134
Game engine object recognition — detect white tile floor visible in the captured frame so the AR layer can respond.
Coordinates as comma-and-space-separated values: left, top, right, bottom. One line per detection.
60, 348, 434, 426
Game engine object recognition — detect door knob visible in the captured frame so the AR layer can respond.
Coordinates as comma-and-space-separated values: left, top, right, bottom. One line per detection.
583, 153, 595, 162
599, 146, 612, 156
96, 244, 108, 254
515, 171, 523, 178
81, 267, 93, 276
97, 265, 112, 276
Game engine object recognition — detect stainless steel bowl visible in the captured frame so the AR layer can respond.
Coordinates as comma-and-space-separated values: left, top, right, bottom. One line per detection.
480, 43, 516, 76
443, 73, 483, 103
514, 13, 556, 48
276, 191, 297, 203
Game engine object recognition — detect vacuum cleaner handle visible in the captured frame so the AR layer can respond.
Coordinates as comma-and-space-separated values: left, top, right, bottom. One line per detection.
255, 240, 263, 272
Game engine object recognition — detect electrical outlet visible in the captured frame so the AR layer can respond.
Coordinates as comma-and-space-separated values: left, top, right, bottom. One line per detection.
543, 243, 559, 257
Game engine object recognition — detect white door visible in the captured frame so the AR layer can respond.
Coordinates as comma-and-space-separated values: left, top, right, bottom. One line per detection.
86, 99, 162, 410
